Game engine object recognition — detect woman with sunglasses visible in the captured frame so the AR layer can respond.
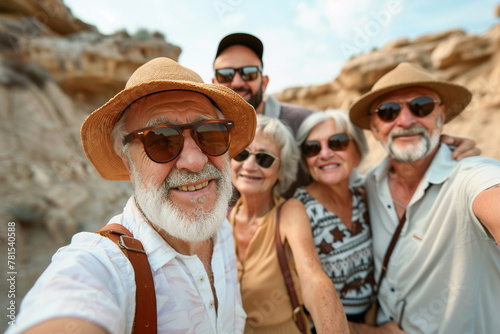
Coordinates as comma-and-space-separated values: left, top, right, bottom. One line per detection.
228, 115, 349, 334
280, 109, 375, 327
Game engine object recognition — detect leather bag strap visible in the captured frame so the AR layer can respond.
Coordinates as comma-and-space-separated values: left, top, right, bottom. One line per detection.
96, 224, 157, 334
375, 212, 407, 295
275, 203, 308, 334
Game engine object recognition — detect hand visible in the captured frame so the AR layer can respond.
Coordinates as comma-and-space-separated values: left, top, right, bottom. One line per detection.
375, 322, 408, 333
440, 134, 481, 161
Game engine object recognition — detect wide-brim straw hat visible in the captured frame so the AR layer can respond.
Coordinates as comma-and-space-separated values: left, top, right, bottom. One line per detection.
349, 62, 472, 129
81, 57, 256, 181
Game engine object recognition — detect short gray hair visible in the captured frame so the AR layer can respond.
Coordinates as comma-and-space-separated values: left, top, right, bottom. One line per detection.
296, 109, 368, 185
255, 115, 300, 197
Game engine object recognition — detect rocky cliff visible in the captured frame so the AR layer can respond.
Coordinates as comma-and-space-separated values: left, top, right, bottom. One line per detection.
0, 0, 181, 321
1, 1, 499, 328
274, 10, 500, 170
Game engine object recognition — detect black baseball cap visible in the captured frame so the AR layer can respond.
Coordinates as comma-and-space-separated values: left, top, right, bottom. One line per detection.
215, 33, 264, 64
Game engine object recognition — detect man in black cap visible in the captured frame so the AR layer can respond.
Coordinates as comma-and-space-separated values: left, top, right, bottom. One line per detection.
213, 32, 313, 197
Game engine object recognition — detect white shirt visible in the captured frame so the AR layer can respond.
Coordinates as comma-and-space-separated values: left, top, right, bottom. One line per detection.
8, 197, 246, 334
364, 144, 500, 334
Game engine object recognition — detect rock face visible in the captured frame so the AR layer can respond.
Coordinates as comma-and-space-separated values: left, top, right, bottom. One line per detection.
1, 1, 500, 329
274, 23, 500, 170
0, 1, 181, 324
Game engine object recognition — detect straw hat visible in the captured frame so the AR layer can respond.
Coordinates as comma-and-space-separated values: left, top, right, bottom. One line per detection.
81, 57, 256, 181
349, 62, 472, 129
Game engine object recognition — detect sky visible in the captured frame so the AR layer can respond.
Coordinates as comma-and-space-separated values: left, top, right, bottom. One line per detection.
64, 0, 499, 94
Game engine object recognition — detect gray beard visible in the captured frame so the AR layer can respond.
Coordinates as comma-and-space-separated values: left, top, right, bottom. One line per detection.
383, 126, 441, 163
132, 162, 233, 242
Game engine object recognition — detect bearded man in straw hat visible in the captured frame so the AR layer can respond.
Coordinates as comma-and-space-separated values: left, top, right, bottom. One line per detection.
9, 58, 257, 333
349, 62, 500, 333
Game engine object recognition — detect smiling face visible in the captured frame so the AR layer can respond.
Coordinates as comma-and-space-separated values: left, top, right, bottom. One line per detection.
122, 90, 233, 242
369, 87, 445, 162
212, 45, 269, 112
304, 119, 361, 187
231, 130, 280, 198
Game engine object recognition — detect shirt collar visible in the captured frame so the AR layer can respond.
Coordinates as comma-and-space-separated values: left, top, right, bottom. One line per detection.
423, 143, 456, 185
263, 95, 280, 118
120, 196, 177, 271
120, 197, 223, 272
370, 143, 456, 187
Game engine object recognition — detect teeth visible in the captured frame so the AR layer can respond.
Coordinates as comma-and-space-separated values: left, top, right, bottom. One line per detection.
320, 164, 339, 169
178, 181, 209, 192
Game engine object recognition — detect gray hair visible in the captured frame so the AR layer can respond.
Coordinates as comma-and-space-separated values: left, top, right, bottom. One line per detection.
295, 109, 368, 186
111, 109, 130, 158
255, 115, 300, 197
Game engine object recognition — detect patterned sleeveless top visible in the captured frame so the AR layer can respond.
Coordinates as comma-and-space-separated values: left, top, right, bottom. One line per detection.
294, 186, 374, 317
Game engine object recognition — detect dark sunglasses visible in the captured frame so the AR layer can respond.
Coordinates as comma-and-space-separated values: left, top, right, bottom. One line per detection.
373, 96, 440, 122
233, 149, 279, 168
215, 66, 262, 83
301, 133, 350, 158
123, 120, 234, 163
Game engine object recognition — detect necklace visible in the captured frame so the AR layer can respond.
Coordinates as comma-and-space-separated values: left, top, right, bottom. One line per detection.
393, 198, 407, 209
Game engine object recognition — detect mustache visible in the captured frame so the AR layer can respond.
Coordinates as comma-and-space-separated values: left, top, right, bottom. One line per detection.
232, 86, 251, 94
163, 164, 223, 190
389, 126, 427, 139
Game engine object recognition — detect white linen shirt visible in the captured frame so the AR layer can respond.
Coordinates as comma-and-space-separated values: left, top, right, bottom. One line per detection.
364, 144, 500, 334
8, 197, 246, 334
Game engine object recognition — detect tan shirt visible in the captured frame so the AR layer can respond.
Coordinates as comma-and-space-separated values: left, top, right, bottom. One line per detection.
229, 196, 308, 334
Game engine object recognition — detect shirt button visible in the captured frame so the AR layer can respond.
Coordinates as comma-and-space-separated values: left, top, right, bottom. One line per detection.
209, 301, 214, 309
389, 316, 395, 321
390, 287, 395, 292
388, 204, 392, 209
198, 276, 205, 284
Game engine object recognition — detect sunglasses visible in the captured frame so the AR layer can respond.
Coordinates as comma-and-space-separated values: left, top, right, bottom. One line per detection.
123, 120, 234, 163
301, 133, 350, 158
373, 96, 440, 122
215, 66, 262, 83
233, 149, 279, 168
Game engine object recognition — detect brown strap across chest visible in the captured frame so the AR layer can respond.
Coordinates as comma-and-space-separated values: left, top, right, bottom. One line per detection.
96, 224, 157, 334
375, 212, 407, 295
275, 203, 308, 334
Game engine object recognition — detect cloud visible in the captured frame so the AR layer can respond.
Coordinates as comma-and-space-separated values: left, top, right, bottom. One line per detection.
294, 0, 377, 38
220, 12, 246, 27
294, 2, 328, 33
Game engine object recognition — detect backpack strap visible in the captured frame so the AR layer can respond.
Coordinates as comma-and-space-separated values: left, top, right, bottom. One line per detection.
96, 224, 157, 334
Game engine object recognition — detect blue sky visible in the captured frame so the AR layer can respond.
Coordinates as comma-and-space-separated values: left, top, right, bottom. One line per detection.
64, 0, 499, 93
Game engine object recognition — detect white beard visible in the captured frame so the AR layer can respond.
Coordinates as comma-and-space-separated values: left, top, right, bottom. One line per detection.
382, 118, 442, 162
132, 162, 233, 242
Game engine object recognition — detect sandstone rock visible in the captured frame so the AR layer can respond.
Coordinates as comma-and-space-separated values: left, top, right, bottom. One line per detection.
382, 37, 410, 51
0, 0, 95, 35
412, 29, 465, 45
431, 34, 494, 69
20, 30, 182, 106
44, 207, 79, 245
